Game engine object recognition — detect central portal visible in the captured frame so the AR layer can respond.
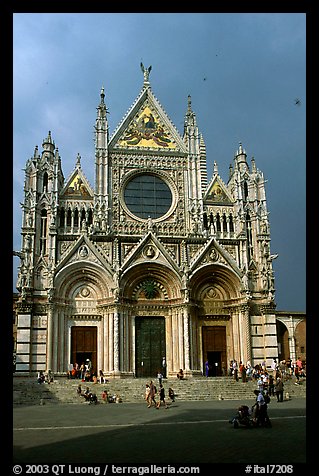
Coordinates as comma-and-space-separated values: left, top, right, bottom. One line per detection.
135, 317, 166, 378
202, 326, 227, 376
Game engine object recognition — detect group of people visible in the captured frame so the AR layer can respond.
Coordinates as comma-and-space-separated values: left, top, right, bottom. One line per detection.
67, 361, 109, 384
144, 380, 175, 409
37, 370, 54, 384
77, 384, 122, 404
229, 357, 305, 388
77, 384, 98, 404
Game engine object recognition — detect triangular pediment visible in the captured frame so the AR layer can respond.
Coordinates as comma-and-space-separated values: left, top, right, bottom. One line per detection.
55, 234, 113, 275
204, 175, 233, 205
60, 164, 93, 200
109, 87, 186, 153
189, 237, 241, 277
121, 232, 180, 275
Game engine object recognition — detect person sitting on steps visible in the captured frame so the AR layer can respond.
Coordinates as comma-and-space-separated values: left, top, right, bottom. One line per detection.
177, 369, 184, 380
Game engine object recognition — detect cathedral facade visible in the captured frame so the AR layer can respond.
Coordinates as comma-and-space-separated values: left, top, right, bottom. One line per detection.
15, 67, 281, 377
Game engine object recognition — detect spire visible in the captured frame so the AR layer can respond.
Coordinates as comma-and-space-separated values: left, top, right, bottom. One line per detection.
229, 162, 233, 180
236, 142, 246, 157
97, 86, 108, 120
251, 157, 257, 173
41, 131, 55, 158
43, 130, 54, 146
213, 161, 218, 175
76, 153, 81, 168
186, 95, 195, 117
95, 86, 109, 149
235, 141, 249, 173
184, 95, 197, 133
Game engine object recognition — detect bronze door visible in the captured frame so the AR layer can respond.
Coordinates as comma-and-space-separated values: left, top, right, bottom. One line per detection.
135, 317, 166, 378
71, 326, 97, 373
202, 326, 227, 376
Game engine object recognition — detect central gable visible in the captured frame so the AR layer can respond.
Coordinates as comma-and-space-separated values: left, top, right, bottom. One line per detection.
109, 87, 186, 153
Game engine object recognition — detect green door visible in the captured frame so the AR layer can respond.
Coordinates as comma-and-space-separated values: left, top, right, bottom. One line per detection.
135, 317, 166, 378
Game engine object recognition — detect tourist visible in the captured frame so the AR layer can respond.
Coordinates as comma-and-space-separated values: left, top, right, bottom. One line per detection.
205, 360, 210, 377
148, 380, 157, 407
99, 370, 107, 384
145, 384, 151, 406
157, 370, 163, 386
275, 377, 284, 402
101, 389, 108, 403
177, 369, 184, 380
293, 363, 300, 385
232, 360, 238, 381
268, 374, 275, 396
79, 362, 85, 381
156, 384, 168, 409
37, 370, 45, 384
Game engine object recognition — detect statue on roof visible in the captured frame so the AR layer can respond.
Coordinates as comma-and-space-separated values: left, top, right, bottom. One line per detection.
140, 62, 152, 83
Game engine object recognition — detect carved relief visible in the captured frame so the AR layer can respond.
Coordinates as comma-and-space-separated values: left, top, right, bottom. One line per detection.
78, 245, 89, 258
32, 316, 47, 328
142, 244, 157, 259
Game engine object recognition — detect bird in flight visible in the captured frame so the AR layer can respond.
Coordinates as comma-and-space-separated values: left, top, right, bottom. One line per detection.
294, 98, 301, 106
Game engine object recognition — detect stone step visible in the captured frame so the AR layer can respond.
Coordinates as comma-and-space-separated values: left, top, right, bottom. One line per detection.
13, 375, 306, 406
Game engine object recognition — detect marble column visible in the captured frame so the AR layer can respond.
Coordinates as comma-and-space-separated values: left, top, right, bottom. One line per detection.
113, 310, 120, 374
46, 304, 53, 371
183, 307, 190, 372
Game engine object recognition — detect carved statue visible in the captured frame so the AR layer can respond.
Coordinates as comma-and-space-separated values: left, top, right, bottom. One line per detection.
140, 62, 152, 82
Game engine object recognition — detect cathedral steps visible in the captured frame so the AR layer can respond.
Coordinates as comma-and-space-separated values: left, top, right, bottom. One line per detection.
13, 375, 306, 406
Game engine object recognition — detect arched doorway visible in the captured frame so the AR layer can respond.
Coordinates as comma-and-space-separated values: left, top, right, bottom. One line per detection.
276, 320, 289, 361
121, 261, 181, 377
71, 326, 97, 372
189, 262, 242, 375
54, 259, 112, 374
202, 326, 227, 376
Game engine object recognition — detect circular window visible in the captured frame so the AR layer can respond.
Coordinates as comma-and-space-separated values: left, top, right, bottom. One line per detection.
124, 173, 172, 219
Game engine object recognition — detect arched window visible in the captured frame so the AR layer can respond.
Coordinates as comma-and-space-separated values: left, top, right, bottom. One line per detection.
246, 212, 253, 261
216, 213, 221, 232
81, 209, 86, 224
203, 212, 209, 229
88, 208, 93, 226
223, 213, 227, 232
59, 207, 65, 228
67, 208, 72, 227
229, 214, 234, 233
43, 172, 48, 192
243, 180, 249, 201
74, 208, 79, 228
40, 209, 47, 254
209, 212, 215, 232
